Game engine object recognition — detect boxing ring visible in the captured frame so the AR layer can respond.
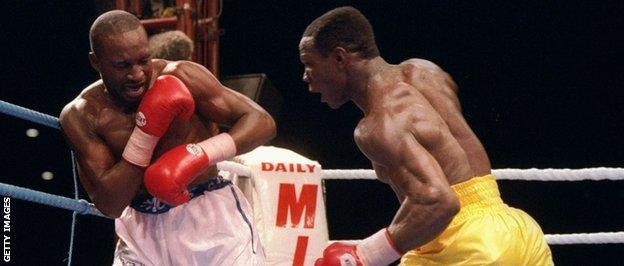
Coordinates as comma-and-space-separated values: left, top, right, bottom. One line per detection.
1, 99, 624, 265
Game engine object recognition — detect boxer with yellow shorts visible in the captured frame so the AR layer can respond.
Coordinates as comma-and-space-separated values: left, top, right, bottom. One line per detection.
301, 7, 552, 265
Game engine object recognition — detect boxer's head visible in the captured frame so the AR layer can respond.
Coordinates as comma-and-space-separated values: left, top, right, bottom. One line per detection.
89, 10, 153, 107
299, 6, 379, 109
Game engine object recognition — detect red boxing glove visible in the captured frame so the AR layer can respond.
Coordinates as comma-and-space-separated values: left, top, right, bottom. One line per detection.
123, 75, 195, 167
315, 229, 402, 266
136, 75, 195, 136
315, 242, 362, 266
144, 133, 236, 205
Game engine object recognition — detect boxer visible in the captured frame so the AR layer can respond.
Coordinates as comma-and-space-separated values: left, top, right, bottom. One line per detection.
301, 7, 553, 265
60, 10, 275, 265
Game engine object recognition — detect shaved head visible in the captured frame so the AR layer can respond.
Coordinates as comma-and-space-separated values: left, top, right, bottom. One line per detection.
89, 10, 144, 55
303, 6, 379, 59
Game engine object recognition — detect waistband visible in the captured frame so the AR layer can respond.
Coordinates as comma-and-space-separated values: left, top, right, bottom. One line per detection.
449, 174, 505, 226
130, 176, 232, 214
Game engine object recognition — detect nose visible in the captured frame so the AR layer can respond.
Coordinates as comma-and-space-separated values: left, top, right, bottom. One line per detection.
127, 64, 145, 82
302, 71, 309, 83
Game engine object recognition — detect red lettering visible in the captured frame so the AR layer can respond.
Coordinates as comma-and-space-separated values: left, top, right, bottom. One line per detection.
292, 236, 309, 266
275, 163, 287, 172
261, 162, 318, 173
261, 162, 274, 171
275, 183, 318, 228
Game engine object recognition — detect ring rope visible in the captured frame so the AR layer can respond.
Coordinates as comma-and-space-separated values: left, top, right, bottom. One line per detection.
0, 99, 60, 129
66, 151, 81, 265
544, 232, 624, 245
323, 168, 624, 181
332, 232, 624, 246
219, 161, 624, 181
0, 182, 107, 218
1, 101, 622, 247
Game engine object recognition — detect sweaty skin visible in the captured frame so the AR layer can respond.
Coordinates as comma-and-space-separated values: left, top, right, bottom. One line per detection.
299, 36, 491, 252
60, 28, 275, 218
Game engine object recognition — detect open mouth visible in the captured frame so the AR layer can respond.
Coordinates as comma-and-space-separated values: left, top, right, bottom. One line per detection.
124, 84, 145, 100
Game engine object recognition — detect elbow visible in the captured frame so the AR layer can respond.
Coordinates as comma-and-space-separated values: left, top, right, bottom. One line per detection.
95, 202, 125, 219
105, 209, 124, 219
91, 195, 127, 218
259, 110, 277, 142
422, 185, 460, 225
438, 189, 460, 224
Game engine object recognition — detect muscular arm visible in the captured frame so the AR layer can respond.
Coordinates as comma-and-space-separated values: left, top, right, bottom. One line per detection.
60, 103, 143, 218
167, 61, 276, 153
386, 134, 459, 252
362, 118, 460, 252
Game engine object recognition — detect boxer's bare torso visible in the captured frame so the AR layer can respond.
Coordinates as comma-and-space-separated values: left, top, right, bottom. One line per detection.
73, 60, 220, 198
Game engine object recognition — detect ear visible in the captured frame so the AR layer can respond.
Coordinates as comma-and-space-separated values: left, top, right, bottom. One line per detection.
333, 47, 349, 67
88, 52, 100, 72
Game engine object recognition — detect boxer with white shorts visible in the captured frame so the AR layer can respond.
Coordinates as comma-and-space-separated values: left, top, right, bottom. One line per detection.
60, 10, 275, 265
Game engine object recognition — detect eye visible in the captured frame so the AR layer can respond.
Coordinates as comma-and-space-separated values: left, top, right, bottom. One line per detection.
113, 62, 130, 69
139, 57, 150, 65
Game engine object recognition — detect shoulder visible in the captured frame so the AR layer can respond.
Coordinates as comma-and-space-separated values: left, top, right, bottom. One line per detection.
401, 58, 443, 71
401, 59, 459, 94
400, 59, 450, 81
160, 60, 214, 80
59, 81, 105, 132
159, 60, 220, 94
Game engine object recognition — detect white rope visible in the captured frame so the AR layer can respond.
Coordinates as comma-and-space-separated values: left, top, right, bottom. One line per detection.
331, 231, 624, 245
493, 167, 624, 181
545, 232, 624, 244
217, 161, 624, 181
322, 167, 624, 181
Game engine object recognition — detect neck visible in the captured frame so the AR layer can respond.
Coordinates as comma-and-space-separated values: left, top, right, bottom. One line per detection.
350, 56, 392, 115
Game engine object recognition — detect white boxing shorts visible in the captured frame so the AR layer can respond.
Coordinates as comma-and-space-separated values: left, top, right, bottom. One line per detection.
113, 177, 265, 266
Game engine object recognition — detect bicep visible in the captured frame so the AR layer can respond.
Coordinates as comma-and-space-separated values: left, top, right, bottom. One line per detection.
173, 62, 262, 126
197, 84, 262, 126
60, 112, 116, 190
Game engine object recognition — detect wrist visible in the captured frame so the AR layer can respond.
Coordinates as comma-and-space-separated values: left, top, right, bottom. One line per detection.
357, 228, 402, 266
196, 133, 237, 164
122, 126, 159, 167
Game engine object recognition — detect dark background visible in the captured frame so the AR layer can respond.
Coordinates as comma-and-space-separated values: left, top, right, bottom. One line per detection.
1, 0, 623, 265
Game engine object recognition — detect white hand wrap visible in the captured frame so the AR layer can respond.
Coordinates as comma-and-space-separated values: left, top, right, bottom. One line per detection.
197, 133, 237, 164
357, 228, 402, 266
122, 127, 159, 167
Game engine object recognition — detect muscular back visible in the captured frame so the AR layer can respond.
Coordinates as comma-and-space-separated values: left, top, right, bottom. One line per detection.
354, 80, 473, 197
400, 59, 491, 176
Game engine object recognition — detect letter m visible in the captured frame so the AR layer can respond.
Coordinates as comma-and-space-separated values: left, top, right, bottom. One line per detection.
275, 183, 318, 228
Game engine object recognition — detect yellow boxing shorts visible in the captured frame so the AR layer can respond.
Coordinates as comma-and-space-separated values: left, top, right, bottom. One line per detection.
400, 174, 553, 265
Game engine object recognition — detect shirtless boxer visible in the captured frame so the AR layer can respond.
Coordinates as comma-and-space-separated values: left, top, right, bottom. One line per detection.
300, 7, 553, 265
59, 10, 275, 265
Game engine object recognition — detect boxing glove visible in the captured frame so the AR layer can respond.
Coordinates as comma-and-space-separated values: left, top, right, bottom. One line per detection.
315, 228, 402, 266
122, 75, 195, 167
144, 133, 236, 205
315, 242, 362, 266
